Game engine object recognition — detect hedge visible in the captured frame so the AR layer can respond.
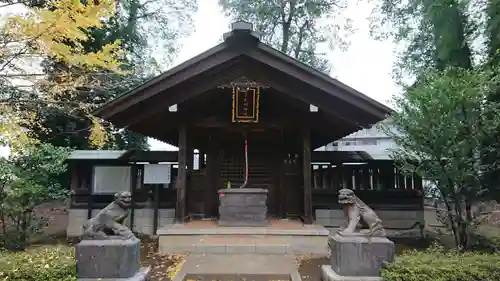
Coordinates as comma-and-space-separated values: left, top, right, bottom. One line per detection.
475, 225, 500, 250
381, 247, 500, 281
0, 246, 76, 281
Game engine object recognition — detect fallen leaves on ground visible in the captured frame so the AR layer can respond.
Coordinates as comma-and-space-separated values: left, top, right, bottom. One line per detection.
297, 256, 329, 281
293, 254, 312, 267
139, 236, 186, 281
143, 251, 186, 281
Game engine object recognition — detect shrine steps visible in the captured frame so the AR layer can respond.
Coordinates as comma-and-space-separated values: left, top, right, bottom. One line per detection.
157, 219, 329, 256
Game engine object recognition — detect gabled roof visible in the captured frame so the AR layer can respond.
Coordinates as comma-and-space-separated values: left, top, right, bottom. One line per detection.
94, 21, 392, 137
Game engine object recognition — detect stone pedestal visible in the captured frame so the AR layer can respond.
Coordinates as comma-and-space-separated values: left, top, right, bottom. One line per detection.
76, 238, 150, 281
218, 188, 268, 226
321, 234, 394, 281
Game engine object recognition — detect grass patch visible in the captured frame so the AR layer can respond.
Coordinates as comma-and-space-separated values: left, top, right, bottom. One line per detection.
476, 225, 500, 246
0, 245, 76, 281
0, 236, 185, 281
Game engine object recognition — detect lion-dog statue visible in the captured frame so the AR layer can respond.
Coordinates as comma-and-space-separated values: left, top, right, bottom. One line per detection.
337, 188, 386, 237
82, 191, 136, 240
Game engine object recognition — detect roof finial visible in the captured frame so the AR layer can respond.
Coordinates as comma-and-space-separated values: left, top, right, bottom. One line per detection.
223, 20, 261, 42
231, 20, 253, 31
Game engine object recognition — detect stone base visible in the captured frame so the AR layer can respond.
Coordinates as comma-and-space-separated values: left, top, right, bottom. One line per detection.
158, 223, 330, 255
217, 220, 269, 227
78, 267, 150, 281
329, 234, 394, 277
321, 265, 381, 281
218, 188, 268, 227
76, 238, 141, 279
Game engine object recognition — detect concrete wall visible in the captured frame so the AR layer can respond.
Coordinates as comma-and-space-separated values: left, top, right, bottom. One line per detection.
315, 209, 425, 230
66, 208, 175, 237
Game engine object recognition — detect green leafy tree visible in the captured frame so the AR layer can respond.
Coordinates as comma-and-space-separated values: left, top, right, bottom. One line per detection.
40, 0, 196, 150
0, 0, 123, 151
1, 0, 196, 150
369, 0, 500, 198
370, 0, 474, 79
483, 0, 500, 191
0, 144, 71, 251
486, 0, 500, 67
218, 0, 352, 72
385, 67, 500, 249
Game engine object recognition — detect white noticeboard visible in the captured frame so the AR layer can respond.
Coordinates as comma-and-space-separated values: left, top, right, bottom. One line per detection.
93, 166, 131, 194
143, 164, 171, 184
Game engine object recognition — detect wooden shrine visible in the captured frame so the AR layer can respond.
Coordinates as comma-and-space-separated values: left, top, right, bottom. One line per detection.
67, 21, 423, 232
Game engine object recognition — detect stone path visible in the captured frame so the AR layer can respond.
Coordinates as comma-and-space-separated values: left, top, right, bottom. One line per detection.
172, 254, 302, 281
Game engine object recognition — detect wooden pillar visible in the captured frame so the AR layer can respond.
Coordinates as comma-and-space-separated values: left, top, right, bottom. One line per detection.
206, 139, 214, 217
86, 165, 93, 219
69, 163, 79, 210
176, 126, 187, 222
153, 184, 160, 233
129, 165, 139, 231
372, 165, 380, 190
379, 164, 394, 190
397, 169, 406, 189
206, 133, 221, 217
322, 168, 330, 189
362, 166, 371, 190
302, 129, 313, 224
70, 163, 79, 191
339, 165, 347, 189
276, 130, 285, 219
414, 173, 423, 191
277, 160, 285, 218
405, 176, 413, 190
187, 148, 194, 172
186, 140, 194, 218
332, 165, 341, 190
354, 167, 363, 190
345, 166, 354, 189
313, 169, 321, 189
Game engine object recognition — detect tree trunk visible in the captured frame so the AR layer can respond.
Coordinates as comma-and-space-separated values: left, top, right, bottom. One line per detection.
464, 198, 474, 249
453, 195, 468, 250
443, 197, 461, 248
0, 185, 5, 236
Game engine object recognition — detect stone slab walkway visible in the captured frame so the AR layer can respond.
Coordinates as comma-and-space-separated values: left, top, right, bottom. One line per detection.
172, 254, 302, 281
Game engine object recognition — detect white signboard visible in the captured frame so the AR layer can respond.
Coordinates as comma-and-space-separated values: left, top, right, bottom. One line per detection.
93, 166, 131, 194
143, 164, 171, 184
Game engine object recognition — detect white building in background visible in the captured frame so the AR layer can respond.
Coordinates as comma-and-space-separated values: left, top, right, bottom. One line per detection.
318, 119, 400, 159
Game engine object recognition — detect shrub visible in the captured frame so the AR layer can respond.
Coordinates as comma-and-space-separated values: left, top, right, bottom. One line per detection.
475, 225, 500, 250
381, 246, 500, 281
0, 144, 71, 250
0, 246, 76, 281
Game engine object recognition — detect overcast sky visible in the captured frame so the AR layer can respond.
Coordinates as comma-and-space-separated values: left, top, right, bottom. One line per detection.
150, 0, 399, 150
172, 0, 398, 103
0, 0, 399, 155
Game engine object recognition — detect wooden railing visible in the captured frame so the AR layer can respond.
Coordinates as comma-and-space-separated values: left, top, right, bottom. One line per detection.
311, 161, 424, 211
69, 154, 424, 214
311, 161, 423, 191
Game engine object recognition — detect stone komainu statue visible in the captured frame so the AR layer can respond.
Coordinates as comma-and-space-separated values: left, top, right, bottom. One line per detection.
337, 188, 386, 237
82, 191, 136, 240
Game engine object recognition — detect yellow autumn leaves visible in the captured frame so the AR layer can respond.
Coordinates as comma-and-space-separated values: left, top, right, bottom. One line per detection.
1, 0, 126, 151
5, 0, 123, 72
